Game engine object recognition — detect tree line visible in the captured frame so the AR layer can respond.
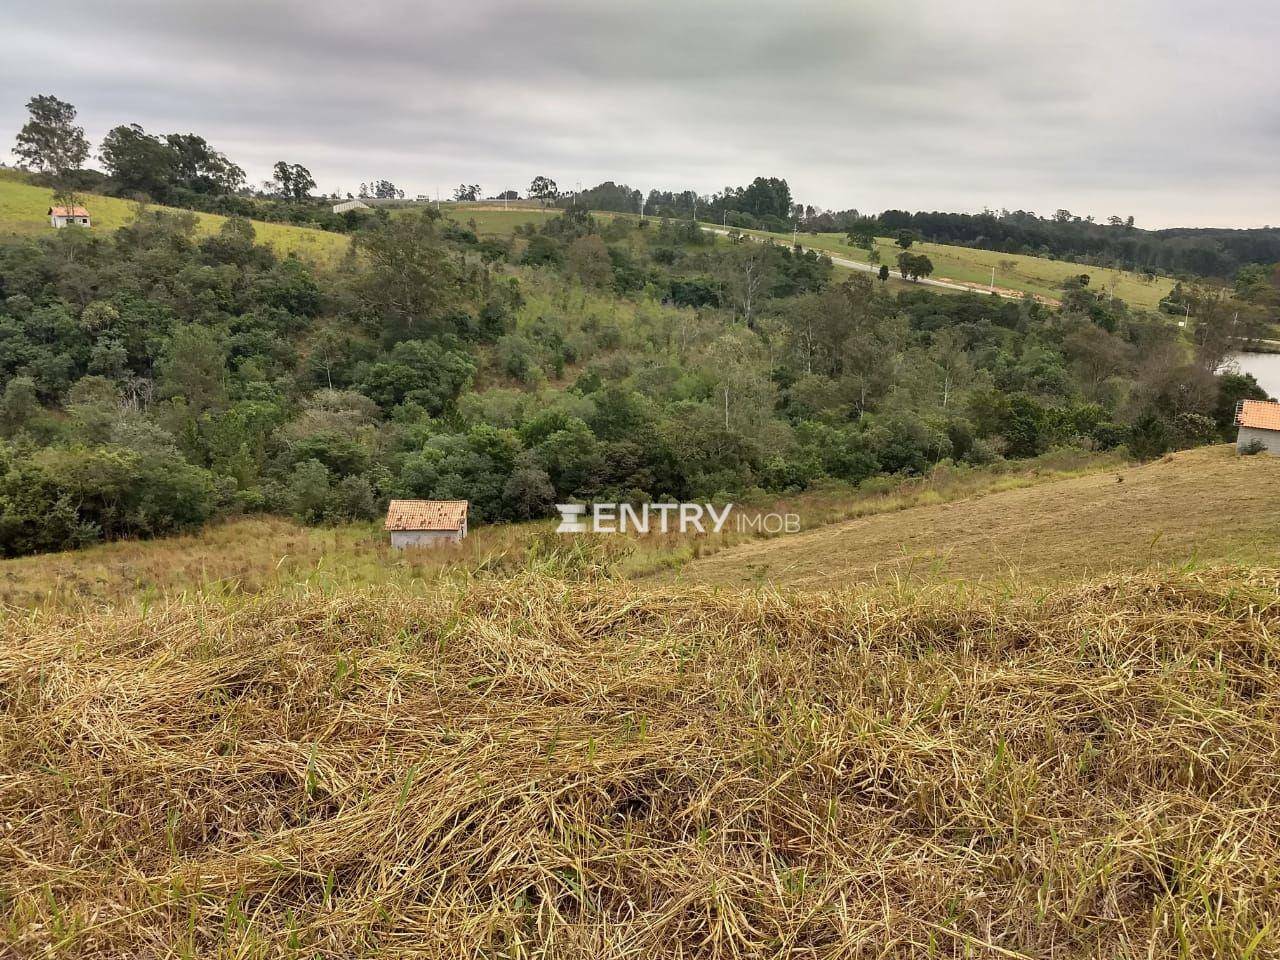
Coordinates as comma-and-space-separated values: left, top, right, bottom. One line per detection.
0, 195, 1265, 556
16, 92, 1277, 284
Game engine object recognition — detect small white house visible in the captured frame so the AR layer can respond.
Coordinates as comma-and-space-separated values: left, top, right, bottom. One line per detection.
49, 205, 91, 228
1235, 399, 1280, 454
332, 199, 370, 213
385, 500, 468, 549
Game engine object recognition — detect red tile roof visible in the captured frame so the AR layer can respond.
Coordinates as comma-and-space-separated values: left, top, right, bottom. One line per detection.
385, 500, 468, 531
1236, 399, 1280, 431
48, 206, 90, 218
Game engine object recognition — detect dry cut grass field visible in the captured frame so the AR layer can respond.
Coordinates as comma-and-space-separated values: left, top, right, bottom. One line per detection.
0, 450, 1121, 610
673, 446, 1280, 589
3, 568, 1279, 956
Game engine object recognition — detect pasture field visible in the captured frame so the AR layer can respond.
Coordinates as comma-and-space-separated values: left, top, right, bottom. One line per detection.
673, 445, 1280, 589
708, 222, 1177, 310
0, 170, 351, 264
421, 201, 560, 236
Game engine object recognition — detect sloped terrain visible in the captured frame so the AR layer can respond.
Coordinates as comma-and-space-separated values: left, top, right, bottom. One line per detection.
0, 171, 350, 263
673, 446, 1280, 589
3, 570, 1279, 957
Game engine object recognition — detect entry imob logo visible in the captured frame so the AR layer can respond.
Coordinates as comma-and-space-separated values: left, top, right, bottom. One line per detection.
552, 502, 797, 535
553, 503, 589, 533
555, 502, 732, 534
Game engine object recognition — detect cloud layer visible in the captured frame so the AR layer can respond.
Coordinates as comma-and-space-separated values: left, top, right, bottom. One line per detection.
3, 0, 1277, 227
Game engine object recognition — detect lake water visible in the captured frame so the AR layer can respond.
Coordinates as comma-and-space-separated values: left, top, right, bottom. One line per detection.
1228, 352, 1280, 399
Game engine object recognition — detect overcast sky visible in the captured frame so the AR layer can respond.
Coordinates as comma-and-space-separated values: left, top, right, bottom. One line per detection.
3, 0, 1277, 228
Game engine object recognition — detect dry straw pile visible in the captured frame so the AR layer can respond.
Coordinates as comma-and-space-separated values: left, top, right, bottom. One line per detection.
2, 569, 1279, 957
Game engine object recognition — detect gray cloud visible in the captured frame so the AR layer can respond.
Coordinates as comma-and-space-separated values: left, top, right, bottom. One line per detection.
2, 0, 1277, 226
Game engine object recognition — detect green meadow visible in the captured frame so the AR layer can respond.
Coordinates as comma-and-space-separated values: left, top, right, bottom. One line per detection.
0, 169, 351, 264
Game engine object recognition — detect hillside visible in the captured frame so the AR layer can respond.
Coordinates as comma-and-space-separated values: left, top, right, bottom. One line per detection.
4, 568, 1279, 957
0, 450, 1122, 609
435, 200, 560, 235
435, 202, 1178, 304
0, 168, 1253, 566
0, 166, 1180, 309
671, 446, 1280, 589
717, 222, 1178, 311
0, 170, 350, 263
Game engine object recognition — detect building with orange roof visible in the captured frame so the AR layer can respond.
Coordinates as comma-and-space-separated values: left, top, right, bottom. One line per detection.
48, 205, 91, 228
384, 500, 468, 549
1235, 399, 1280, 454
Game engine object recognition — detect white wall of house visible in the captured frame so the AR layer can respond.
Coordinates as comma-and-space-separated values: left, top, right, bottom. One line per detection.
1236, 426, 1280, 454
390, 530, 464, 549
50, 215, 90, 228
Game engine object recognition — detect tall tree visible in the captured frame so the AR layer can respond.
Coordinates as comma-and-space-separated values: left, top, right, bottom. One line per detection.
13, 94, 89, 174
100, 124, 175, 197
739, 176, 792, 219
528, 176, 558, 203
271, 162, 315, 201
353, 210, 474, 341
368, 179, 401, 199
164, 133, 244, 194
721, 242, 771, 328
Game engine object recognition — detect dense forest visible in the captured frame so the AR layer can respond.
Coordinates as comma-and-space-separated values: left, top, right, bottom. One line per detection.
0, 93, 1272, 556
0, 201, 1267, 556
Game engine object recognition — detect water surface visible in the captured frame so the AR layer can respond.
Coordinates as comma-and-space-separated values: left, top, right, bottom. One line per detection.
1228, 352, 1280, 399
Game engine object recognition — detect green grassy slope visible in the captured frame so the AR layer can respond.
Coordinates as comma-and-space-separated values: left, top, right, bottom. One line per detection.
400, 201, 560, 236
705, 222, 1176, 310
0, 169, 351, 264
0, 168, 1182, 308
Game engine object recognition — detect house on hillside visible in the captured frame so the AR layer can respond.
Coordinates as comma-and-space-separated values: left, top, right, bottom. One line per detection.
385, 500, 468, 548
49, 205, 90, 228
1235, 399, 1280, 454
332, 199, 369, 213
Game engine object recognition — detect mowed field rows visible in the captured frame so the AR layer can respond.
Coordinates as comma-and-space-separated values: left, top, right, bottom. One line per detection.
670, 446, 1280, 589
0, 171, 351, 264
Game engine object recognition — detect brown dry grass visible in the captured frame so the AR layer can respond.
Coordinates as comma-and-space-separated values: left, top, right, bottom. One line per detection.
0, 449, 1121, 611
3, 569, 1280, 957
673, 446, 1280, 590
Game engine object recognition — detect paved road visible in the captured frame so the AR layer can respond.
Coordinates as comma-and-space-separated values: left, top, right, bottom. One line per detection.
705, 226, 1042, 302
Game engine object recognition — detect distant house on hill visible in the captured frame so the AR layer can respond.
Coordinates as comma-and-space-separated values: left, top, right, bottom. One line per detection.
385, 500, 468, 548
1235, 399, 1280, 454
332, 199, 369, 213
49, 205, 90, 228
